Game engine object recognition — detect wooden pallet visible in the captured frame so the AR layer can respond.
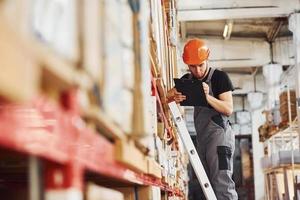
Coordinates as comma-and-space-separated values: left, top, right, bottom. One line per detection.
0, 14, 40, 102
115, 139, 148, 173
82, 106, 126, 141
115, 136, 161, 178
147, 158, 162, 178
0, 12, 93, 102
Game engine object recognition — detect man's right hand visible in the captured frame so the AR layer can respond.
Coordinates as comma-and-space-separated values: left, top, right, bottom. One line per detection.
166, 88, 186, 103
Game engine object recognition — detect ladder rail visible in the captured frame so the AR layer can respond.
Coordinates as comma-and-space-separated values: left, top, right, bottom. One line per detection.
168, 102, 217, 200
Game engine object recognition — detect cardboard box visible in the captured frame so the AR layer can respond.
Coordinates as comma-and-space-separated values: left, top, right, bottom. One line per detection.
139, 135, 156, 157
116, 186, 162, 200
115, 188, 135, 200
1, 0, 31, 34
115, 140, 148, 173
279, 90, 296, 102
86, 183, 124, 200
138, 186, 161, 200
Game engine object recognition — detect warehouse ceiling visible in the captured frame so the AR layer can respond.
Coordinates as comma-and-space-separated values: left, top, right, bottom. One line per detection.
177, 0, 297, 76
182, 17, 291, 40
180, 17, 292, 75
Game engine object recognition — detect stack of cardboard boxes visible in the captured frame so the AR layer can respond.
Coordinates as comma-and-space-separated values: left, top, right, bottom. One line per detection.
279, 90, 297, 124
0, 0, 188, 199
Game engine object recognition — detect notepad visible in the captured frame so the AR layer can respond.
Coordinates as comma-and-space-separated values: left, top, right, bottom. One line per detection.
174, 78, 208, 107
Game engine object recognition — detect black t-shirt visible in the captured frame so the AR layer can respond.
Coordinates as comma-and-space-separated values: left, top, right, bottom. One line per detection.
181, 68, 234, 99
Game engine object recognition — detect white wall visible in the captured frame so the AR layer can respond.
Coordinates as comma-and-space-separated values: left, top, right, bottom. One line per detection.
273, 37, 294, 66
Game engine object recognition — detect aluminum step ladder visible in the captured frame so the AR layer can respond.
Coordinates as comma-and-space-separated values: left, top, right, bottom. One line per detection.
168, 102, 217, 200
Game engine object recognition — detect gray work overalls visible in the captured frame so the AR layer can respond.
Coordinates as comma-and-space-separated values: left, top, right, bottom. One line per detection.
192, 68, 238, 200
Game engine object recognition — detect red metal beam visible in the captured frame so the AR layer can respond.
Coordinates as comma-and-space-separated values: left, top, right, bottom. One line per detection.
0, 96, 183, 196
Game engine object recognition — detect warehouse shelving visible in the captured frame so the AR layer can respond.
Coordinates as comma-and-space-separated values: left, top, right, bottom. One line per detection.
261, 84, 300, 199
0, 91, 183, 198
0, 0, 187, 199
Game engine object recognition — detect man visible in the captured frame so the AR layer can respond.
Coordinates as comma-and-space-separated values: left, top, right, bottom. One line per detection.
167, 39, 238, 200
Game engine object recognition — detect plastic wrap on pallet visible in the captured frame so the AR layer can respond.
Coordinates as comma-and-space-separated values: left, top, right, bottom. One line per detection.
31, 0, 79, 62
240, 124, 252, 135
120, 1, 133, 48
102, 0, 134, 134
104, 0, 121, 28
102, 20, 123, 125
236, 111, 251, 125
132, 0, 153, 137
271, 152, 279, 167
278, 150, 300, 165
122, 47, 135, 90
270, 151, 300, 167
138, 97, 157, 155
161, 144, 169, 181
168, 0, 178, 46
103, 88, 133, 134
261, 156, 271, 169
140, 0, 152, 135
121, 90, 134, 133
156, 137, 164, 164
82, 0, 103, 81
167, 150, 178, 186
272, 101, 281, 126
231, 123, 241, 135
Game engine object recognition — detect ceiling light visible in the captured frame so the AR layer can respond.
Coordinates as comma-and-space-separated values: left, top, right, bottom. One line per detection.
223, 24, 229, 38
223, 20, 233, 40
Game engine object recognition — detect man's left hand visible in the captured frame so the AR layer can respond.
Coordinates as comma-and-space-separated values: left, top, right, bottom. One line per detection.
202, 82, 209, 97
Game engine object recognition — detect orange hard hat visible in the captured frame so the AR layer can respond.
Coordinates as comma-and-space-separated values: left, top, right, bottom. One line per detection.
182, 39, 210, 65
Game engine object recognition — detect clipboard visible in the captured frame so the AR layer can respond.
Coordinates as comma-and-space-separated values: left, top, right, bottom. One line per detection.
174, 78, 208, 107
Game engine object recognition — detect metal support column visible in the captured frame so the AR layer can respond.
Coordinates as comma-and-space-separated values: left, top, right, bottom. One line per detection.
29, 156, 42, 200
45, 163, 84, 200
289, 13, 300, 149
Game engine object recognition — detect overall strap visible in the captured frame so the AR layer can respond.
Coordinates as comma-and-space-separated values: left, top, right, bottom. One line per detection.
205, 67, 215, 84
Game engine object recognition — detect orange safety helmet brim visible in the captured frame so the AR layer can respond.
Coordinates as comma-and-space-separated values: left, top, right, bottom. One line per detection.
182, 39, 210, 65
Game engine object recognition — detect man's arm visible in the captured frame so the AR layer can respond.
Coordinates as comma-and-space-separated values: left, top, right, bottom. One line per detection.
166, 88, 186, 103
206, 91, 233, 116
202, 82, 233, 116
